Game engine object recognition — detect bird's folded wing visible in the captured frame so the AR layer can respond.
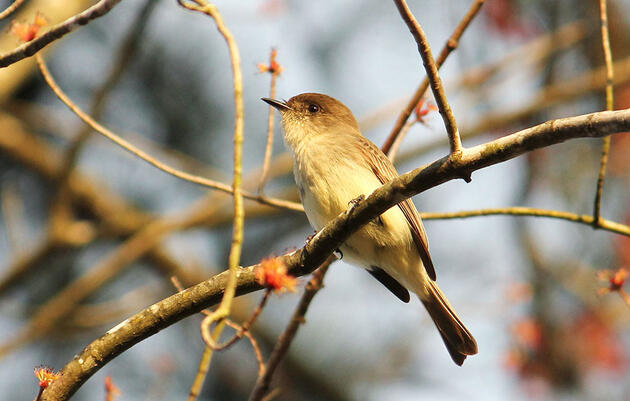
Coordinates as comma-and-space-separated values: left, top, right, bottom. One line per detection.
368, 266, 411, 303
355, 137, 436, 281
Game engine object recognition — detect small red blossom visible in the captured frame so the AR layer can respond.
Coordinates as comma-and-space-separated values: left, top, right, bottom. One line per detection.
257, 48, 282, 75
597, 267, 628, 294
104, 376, 121, 401
11, 13, 47, 42
414, 98, 437, 123
511, 318, 542, 350
256, 257, 297, 293
34, 366, 59, 389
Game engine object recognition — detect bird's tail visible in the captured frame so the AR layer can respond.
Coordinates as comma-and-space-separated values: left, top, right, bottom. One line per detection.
421, 281, 478, 366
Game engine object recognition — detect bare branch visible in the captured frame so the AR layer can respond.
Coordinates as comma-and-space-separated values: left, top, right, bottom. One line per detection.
258, 48, 282, 193
35, 54, 302, 212
177, 1, 246, 384
248, 262, 332, 401
383, 0, 484, 156
421, 207, 630, 236
397, 54, 630, 165
0, 0, 124, 68
0, 0, 26, 20
202, 289, 271, 351
593, 0, 615, 226
393, 0, 464, 155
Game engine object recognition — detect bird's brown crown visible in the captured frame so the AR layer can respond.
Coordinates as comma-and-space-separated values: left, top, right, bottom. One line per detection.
285, 93, 360, 131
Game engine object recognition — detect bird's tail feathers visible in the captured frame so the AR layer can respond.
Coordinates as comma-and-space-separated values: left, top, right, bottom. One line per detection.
421, 281, 478, 366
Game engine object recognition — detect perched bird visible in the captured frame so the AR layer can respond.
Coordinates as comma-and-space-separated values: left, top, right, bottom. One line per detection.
263, 93, 477, 365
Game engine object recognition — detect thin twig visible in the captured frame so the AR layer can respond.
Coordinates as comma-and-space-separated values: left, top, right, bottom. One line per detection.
187, 346, 212, 401
248, 262, 332, 401
258, 48, 281, 194
38, 1, 158, 308
383, 0, 484, 156
40, 108, 630, 401
397, 53, 630, 165
420, 207, 630, 236
171, 277, 269, 395
35, 54, 302, 212
180, 282, 268, 379
225, 319, 267, 378
176, 3, 247, 397
366, 19, 583, 136
170, 277, 222, 401
0, 0, 124, 68
391, 0, 476, 156
176, 0, 245, 371
205, 289, 272, 351
387, 117, 417, 161
593, 0, 615, 227
0, 0, 26, 20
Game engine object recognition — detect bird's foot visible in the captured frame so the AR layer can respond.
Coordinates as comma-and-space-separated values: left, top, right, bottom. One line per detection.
333, 248, 343, 260
348, 194, 365, 208
305, 230, 318, 245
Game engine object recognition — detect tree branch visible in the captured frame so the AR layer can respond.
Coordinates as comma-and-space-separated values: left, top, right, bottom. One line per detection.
421, 207, 630, 236
35, 54, 302, 212
248, 262, 331, 401
0, 0, 26, 20
0, 0, 124, 68
393, 0, 463, 155
383, 0, 484, 156
593, 0, 615, 226
40, 107, 630, 400
258, 48, 282, 194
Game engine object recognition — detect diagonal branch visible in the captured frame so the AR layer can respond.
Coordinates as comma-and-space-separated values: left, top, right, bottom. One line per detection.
393, 0, 463, 155
35, 54, 302, 212
40, 107, 630, 401
0, 0, 124, 68
0, 0, 26, 20
248, 262, 332, 401
383, 0, 484, 156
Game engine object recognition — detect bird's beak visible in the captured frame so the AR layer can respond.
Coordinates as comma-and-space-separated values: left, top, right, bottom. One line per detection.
262, 97, 292, 112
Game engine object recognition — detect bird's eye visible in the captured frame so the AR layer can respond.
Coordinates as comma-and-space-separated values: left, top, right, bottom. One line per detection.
307, 104, 320, 113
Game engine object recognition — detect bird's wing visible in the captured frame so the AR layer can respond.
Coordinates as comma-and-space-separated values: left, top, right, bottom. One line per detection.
368, 266, 410, 303
355, 136, 436, 281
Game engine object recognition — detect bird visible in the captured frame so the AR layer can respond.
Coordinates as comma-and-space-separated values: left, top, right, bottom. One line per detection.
262, 93, 477, 365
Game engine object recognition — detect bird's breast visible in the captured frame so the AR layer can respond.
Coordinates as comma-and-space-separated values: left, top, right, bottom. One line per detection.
292, 140, 389, 231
